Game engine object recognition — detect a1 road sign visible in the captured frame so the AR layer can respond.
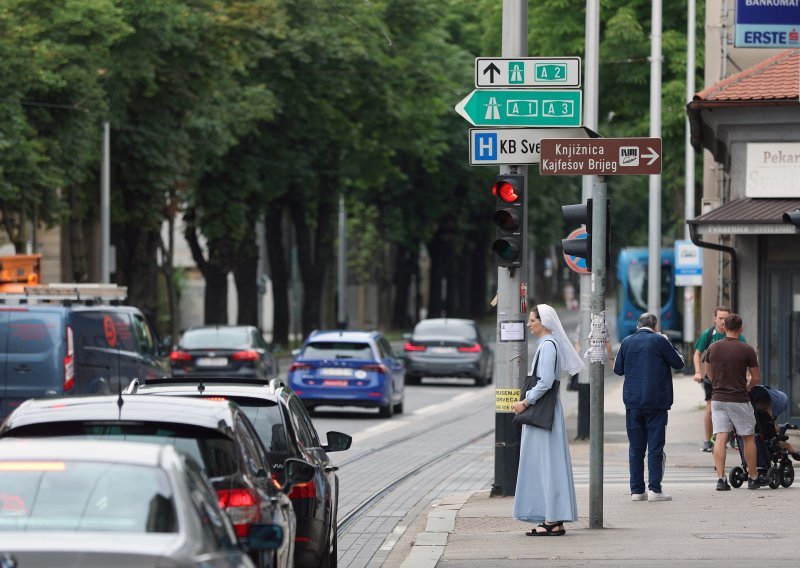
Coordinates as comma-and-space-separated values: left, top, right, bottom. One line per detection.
455, 90, 582, 127
469, 127, 598, 166
563, 228, 589, 274
475, 57, 581, 89
539, 137, 662, 176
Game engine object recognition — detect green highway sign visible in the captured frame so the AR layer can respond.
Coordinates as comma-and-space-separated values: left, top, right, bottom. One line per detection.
475, 57, 581, 88
455, 89, 582, 127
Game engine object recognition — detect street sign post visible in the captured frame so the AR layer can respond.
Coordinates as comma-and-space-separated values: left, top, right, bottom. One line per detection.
539, 137, 662, 176
469, 127, 597, 165
455, 90, 582, 127
475, 57, 581, 88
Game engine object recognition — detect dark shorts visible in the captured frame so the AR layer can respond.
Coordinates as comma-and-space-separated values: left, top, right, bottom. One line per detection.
702, 380, 713, 401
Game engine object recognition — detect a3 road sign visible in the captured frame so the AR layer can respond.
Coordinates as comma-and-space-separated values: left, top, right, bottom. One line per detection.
539, 137, 662, 176
455, 90, 582, 127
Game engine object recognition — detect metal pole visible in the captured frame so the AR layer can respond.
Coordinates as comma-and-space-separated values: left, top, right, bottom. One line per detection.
491, 0, 527, 498
589, 178, 607, 529
684, 0, 697, 361
647, 0, 663, 317
101, 121, 110, 284
337, 195, 347, 329
584, 0, 604, 529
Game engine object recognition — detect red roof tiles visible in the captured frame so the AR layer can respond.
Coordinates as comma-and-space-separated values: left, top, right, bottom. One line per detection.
695, 48, 799, 102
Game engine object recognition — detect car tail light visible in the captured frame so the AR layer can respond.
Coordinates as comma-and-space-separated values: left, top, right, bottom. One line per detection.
458, 344, 482, 353
170, 350, 192, 362
288, 479, 317, 500
217, 488, 260, 538
404, 341, 426, 352
361, 363, 388, 374
64, 325, 75, 392
289, 362, 313, 372
232, 350, 259, 362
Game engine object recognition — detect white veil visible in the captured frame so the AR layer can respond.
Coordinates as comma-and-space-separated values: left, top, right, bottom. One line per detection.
537, 304, 585, 376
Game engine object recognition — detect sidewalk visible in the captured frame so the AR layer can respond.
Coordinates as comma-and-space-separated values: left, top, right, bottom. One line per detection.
388, 375, 800, 567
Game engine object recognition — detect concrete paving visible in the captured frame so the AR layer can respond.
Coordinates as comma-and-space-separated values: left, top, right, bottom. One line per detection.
388, 373, 800, 568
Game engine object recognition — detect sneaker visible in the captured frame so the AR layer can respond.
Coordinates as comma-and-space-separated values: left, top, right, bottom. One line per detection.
631, 493, 647, 501
648, 490, 672, 501
729, 436, 738, 450
716, 478, 731, 491
747, 476, 768, 489
702, 440, 713, 452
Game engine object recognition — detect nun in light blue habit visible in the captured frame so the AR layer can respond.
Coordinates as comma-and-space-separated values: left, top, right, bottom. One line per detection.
511, 304, 585, 536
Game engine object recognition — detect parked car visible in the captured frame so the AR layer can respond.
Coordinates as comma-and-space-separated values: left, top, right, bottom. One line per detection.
402, 318, 493, 386
0, 395, 315, 568
0, 288, 170, 420
0, 438, 283, 567
288, 330, 405, 418
124, 377, 351, 568
170, 325, 278, 381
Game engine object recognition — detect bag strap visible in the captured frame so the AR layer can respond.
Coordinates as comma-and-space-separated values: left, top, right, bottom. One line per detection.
532, 338, 558, 378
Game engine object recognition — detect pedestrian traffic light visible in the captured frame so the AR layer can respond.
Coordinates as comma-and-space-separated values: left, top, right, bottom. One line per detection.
561, 198, 611, 273
491, 174, 525, 268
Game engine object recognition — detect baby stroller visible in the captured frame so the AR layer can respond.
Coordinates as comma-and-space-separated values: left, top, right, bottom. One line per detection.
728, 385, 798, 489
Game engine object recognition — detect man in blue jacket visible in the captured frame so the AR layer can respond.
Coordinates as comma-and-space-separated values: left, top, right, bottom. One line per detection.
614, 312, 685, 502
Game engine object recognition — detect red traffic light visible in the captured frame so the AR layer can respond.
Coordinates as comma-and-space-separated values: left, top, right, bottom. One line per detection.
492, 181, 520, 203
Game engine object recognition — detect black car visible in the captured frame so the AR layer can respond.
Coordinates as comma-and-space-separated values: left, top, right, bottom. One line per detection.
403, 318, 494, 386
0, 291, 171, 420
171, 325, 278, 381
0, 395, 315, 568
125, 377, 351, 568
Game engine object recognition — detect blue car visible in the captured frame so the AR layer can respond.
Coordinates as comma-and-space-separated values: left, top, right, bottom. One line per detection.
288, 330, 405, 418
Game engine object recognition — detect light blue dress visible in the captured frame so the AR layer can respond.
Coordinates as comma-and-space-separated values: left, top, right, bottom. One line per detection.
512, 336, 578, 523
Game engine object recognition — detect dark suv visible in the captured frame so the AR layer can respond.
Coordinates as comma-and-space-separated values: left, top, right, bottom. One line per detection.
0, 302, 170, 419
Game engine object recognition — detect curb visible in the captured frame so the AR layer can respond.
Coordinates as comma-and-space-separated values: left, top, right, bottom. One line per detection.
399, 492, 474, 568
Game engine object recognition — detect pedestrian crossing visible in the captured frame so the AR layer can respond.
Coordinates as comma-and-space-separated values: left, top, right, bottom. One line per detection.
572, 465, 717, 485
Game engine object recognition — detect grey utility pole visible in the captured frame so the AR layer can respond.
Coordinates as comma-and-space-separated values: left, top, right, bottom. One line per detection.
647, 0, 663, 316
683, 0, 697, 360
101, 121, 111, 284
491, 0, 528, 498
337, 194, 348, 329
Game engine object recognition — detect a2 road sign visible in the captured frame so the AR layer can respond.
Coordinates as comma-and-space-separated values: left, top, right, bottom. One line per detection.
475, 57, 581, 89
469, 127, 598, 165
455, 89, 582, 127
539, 137, 662, 176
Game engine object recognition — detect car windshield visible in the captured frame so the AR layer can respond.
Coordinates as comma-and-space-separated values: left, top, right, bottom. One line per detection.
301, 341, 373, 360
181, 328, 250, 349
231, 399, 288, 456
0, 461, 177, 533
5, 422, 238, 478
414, 323, 476, 340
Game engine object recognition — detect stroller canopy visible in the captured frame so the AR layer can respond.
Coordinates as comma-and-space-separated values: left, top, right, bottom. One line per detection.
750, 385, 789, 418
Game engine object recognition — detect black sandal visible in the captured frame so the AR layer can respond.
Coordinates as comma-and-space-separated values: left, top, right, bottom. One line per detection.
526, 522, 566, 536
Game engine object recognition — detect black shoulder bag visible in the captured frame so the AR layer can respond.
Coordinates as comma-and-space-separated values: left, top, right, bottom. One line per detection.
512, 339, 559, 431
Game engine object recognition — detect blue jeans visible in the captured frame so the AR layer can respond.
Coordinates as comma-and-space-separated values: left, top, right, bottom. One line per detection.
626, 408, 668, 494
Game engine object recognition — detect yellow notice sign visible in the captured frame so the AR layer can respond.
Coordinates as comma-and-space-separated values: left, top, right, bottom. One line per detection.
496, 388, 521, 412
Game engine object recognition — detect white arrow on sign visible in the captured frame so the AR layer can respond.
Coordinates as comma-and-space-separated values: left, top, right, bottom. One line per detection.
643, 147, 659, 166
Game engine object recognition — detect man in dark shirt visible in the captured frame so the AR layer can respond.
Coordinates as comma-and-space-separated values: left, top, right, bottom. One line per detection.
614, 313, 684, 502
705, 313, 762, 490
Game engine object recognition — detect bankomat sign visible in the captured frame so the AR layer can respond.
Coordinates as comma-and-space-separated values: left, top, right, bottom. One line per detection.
735, 0, 800, 48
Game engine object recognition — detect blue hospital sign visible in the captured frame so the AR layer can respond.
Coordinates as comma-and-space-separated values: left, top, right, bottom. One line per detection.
735, 0, 800, 48
474, 132, 498, 161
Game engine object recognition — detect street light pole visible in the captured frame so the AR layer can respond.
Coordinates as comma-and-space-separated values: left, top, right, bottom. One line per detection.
101, 121, 110, 283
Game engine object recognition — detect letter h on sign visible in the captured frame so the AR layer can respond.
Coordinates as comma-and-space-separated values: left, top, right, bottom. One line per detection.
475, 133, 498, 161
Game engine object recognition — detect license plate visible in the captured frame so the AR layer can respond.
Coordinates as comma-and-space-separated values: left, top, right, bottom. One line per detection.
196, 357, 228, 367
320, 367, 353, 377
429, 346, 456, 354
323, 379, 349, 387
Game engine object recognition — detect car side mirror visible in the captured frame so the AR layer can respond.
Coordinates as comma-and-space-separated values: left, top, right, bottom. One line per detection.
291, 348, 301, 357
158, 336, 172, 356
322, 431, 352, 453
402, 332, 412, 340
281, 458, 315, 494
247, 523, 283, 550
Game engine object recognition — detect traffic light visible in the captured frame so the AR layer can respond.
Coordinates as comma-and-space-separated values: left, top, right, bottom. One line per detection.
561, 198, 611, 272
491, 174, 525, 268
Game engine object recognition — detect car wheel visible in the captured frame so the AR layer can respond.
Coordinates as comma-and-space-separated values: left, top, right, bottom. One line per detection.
378, 387, 394, 418
404, 373, 419, 386
319, 524, 338, 568
393, 396, 404, 414
474, 373, 488, 387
